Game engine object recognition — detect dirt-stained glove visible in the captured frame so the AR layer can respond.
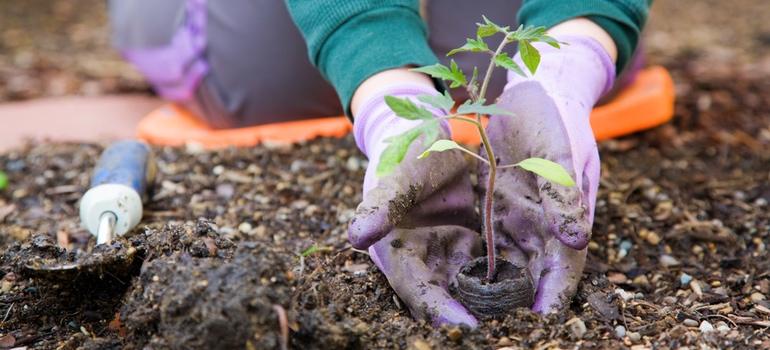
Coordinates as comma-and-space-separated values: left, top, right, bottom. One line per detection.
481, 35, 615, 313
350, 84, 481, 327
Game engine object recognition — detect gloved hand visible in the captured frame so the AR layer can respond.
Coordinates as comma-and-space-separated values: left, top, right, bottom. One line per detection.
481, 35, 615, 313
350, 84, 481, 327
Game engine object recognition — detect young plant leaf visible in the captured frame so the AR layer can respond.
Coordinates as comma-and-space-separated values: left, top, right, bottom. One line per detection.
417, 139, 462, 159
516, 157, 575, 187
376, 120, 440, 177
477, 15, 509, 38
417, 91, 455, 111
457, 100, 514, 117
301, 245, 319, 257
384, 95, 435, 120
518, 40, 541, 74
447, 37, 490, 56
411, 60, 466, 88
493, 52, 526, 77
0, 171, 7, 190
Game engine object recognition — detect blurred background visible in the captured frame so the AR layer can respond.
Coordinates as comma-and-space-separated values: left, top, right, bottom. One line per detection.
0, 0, 768, 103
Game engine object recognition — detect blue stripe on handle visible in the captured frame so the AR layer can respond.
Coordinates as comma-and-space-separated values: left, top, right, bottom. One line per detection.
91, 140, 153, 197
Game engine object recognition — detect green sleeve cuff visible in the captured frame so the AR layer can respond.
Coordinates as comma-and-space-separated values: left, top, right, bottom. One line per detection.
286, 1, 439, 116
518, 0, 652, 74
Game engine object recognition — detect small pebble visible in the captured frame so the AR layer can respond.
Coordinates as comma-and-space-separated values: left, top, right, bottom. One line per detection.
660, 255, 680, 267
212, 165, 224, 175
410, 340, 431, 350
715, 321, 730, 333
238, 222, 252, 234
627, 332, 641, 341
699, 320, 714, 333
643, 229, 661, 245
346, 157, 361, 172
568, 318, 587, 339
615, 288, 635, 302
447, 327, 462, 342
497, 336, 513, 346
690, 280, 703, 298
679, 273, 693, 286
614, 325, 626, 338
608, 272, 628, 284
633, 275, 650, 287
588, 241, 600, 251
683, 319, 699, 327
750, 292, 766, 303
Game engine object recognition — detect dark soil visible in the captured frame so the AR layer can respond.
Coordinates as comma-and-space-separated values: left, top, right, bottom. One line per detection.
1, 0, 769, 349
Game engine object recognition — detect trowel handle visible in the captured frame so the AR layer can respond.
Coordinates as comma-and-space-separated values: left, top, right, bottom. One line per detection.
90, 140, 155, 198
80, 140, 156, 238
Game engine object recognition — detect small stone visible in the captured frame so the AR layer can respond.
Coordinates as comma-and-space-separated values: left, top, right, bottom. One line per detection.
614, 325, 626, 338
212, 165, 224, 175
346, 157, 361, 172
608, 272, 628, 284
683, 318, 699, 327
699, 320, 714, 333
690, 280, 703, 298
615, 288, 635, 301
633, 275, 650, 287
662, 296, 678, 305
410, 339, 431, 350
254, 225, 267, 238
716, 322, 730, 333
627, 331, 641, 341
0, 280, 13, 293
750, 292, 766, 303
447, 327, 462, 342
568, 318, 587, 339
497, 337, 513, 346
238, 222, 252, 234
679, 273, 693, 286
644, 230, 661, 245
660, 255, 680, 267
588, 241, 600, 252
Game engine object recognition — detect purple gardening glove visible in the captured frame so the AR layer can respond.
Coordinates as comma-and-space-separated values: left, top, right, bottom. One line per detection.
350, 84, 481, 327
481, 35, 615, 313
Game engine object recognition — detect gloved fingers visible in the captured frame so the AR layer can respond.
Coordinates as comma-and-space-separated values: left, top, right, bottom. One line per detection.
369, 226, 482, 327
527, 238, 587, 314
349, 148, 471, 249
536, 160, 594, 250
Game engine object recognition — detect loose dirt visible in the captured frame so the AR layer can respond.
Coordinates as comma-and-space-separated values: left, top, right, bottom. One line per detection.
1, 0, 769, 349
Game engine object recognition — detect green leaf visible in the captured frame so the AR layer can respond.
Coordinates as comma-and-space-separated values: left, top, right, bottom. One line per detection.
417, 91, 455, 111
508, 25, 547, 42
518, 40, 541, 74
457, 101, 514, 116
493, 52, 526, 77
476, 15, 509, 38
301, 245, 319, 257
516, 158, 575, 187
541, 35, 562, 48
447, 37, 490, 56
376, 120, 440, 177
411, 60, 467, 88
0, 171, 6, 190
417, 140, 462, 159
384, 95, 435, 120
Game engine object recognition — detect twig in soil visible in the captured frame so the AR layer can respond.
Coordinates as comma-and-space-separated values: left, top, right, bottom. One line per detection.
703, 313, 738, 328
1, 302, 13, 324
272, 304, 289, 350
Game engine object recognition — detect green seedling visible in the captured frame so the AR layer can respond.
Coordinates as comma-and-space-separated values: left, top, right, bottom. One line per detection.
0, 171, 7, 190
378, 17, 575, 281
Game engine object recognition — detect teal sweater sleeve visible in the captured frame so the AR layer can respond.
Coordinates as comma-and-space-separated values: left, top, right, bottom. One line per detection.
518, 0, 653, 74
285, 1, 652, 114
284, 1, 439, 115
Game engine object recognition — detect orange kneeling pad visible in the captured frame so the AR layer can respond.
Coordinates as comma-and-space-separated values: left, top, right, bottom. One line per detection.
137, 66, 675, 148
